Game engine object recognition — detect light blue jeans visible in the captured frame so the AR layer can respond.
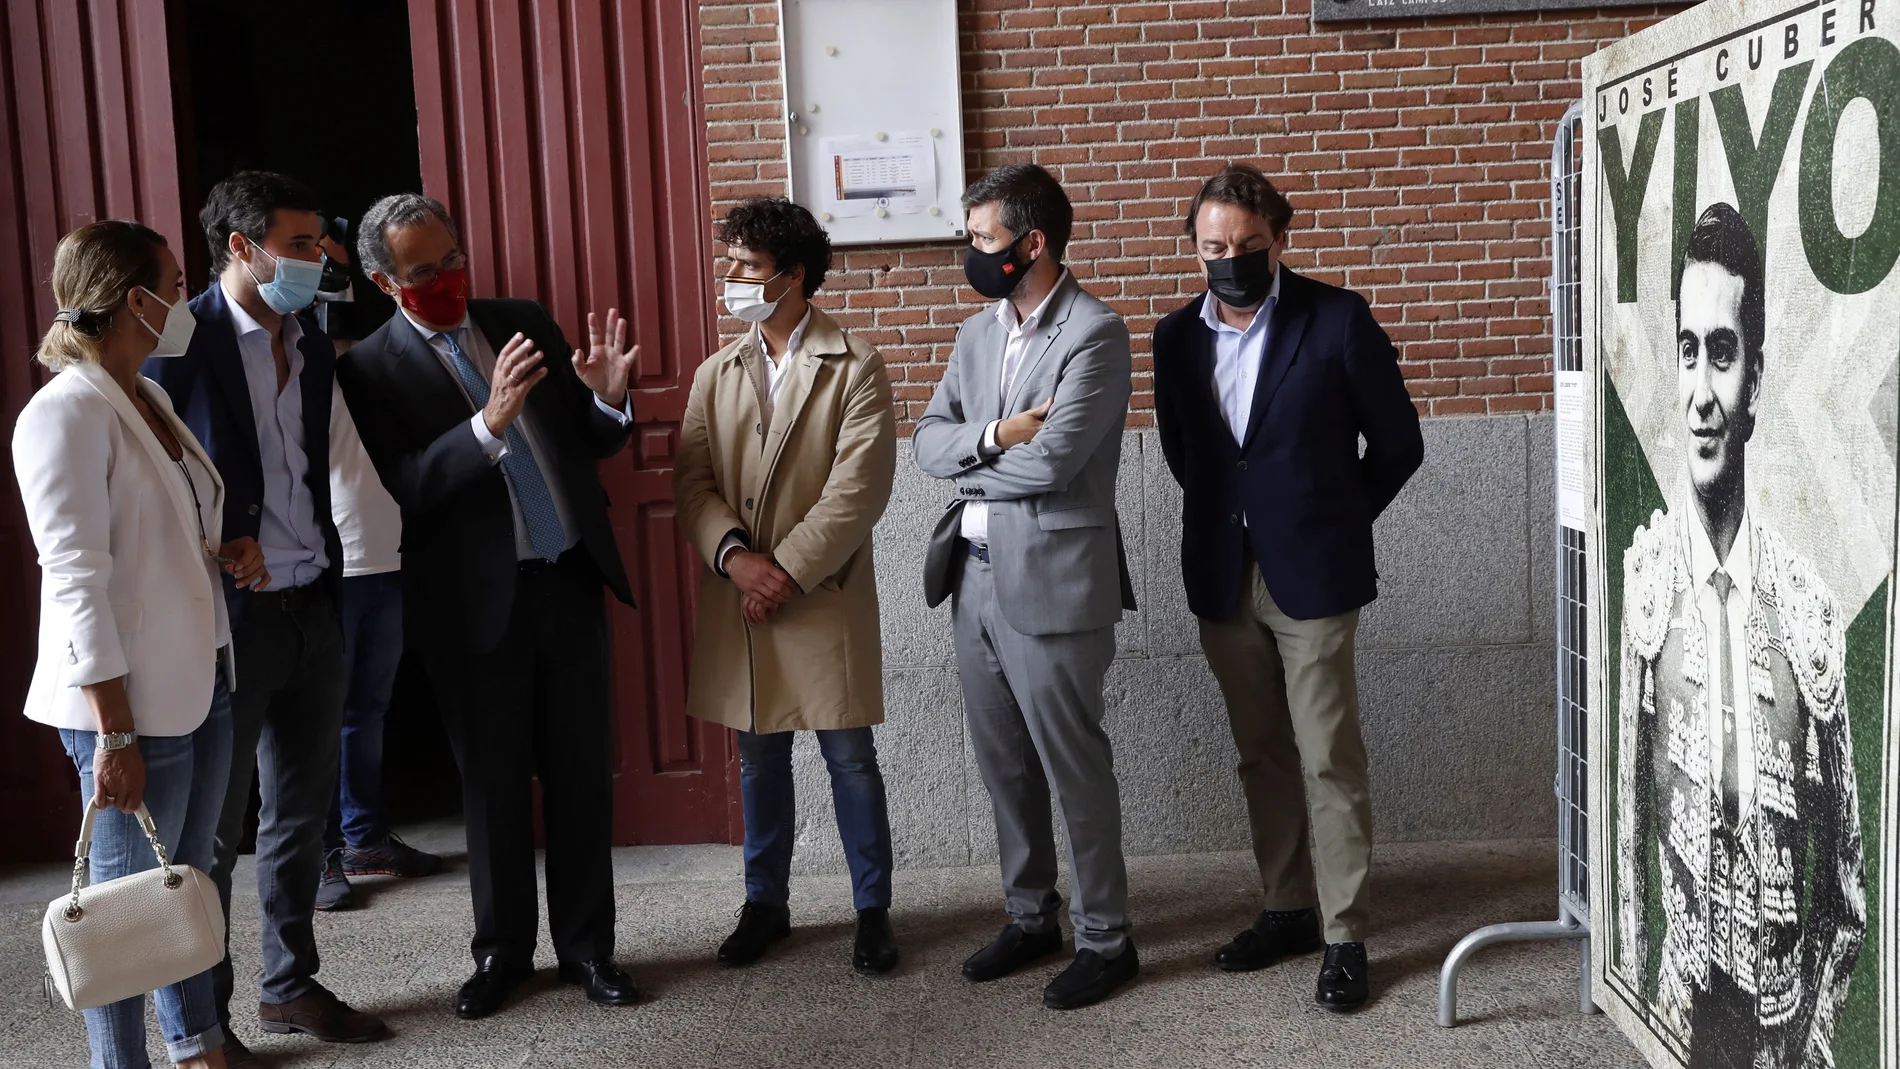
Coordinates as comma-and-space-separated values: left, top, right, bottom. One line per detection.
58, 672, 232, 1067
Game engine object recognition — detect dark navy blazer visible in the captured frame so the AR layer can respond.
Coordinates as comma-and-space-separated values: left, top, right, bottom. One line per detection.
1153, 267, 1423, 623
143, 283, 343, 625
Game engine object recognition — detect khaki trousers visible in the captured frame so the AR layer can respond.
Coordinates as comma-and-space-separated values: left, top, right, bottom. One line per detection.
1197, 553, 1373, 944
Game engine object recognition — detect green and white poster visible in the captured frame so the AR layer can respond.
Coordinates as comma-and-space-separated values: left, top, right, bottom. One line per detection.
1585, 0, 1900, 1065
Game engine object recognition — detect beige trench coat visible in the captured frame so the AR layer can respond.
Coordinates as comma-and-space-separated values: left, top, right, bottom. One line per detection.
674, 307, 897, 734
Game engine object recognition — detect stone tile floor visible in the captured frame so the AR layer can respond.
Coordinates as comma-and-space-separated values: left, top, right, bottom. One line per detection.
0, 829, 1641, 1068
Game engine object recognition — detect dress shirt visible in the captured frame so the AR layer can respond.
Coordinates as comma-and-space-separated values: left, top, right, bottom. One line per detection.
224, 282, 329, 590
400, 310, 632, 562
328, 381, 402, 576
961, 269, 1069, 546
1686, 505, 1756, 806
1198, 265, 1282, 445
716, 309, 813, 573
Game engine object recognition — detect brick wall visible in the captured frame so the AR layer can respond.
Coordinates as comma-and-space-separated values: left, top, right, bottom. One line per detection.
700, 0, 1676, 428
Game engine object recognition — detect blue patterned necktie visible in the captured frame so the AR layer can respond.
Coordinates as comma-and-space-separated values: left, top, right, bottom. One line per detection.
440, 330, 568, 561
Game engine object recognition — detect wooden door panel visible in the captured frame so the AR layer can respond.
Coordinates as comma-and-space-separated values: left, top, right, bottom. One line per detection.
409, 0, 738, 845
0, 0, 188, 861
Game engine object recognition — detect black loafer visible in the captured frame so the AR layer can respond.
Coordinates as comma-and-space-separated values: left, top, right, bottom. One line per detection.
558, 960, 639, 1006
962, 923, 1065, 983
1215, 907, 1323, 972
718, 901, 792, 966
1043, 940, 1139, 1010
1316, 941, 1370, 1011
853, 907, 899, 975
456, 957, 532, 1020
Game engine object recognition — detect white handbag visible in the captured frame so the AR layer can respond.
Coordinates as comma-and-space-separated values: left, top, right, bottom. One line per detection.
41, 801, 225, 1011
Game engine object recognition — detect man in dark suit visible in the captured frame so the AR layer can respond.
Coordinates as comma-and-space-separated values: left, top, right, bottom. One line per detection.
1152, 163, 1423, 1012
336, 193, 641, 1020
145, 171, 388, 1065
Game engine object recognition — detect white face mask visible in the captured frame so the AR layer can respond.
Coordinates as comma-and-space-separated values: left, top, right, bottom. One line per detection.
721, 269, 785, 324
135, 287, 196, 358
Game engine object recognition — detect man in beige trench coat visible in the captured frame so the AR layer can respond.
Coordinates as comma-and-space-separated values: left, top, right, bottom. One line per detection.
674, 198, 900, 975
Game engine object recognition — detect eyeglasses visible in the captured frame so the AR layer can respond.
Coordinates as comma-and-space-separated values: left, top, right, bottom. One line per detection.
395, 250, 468, 288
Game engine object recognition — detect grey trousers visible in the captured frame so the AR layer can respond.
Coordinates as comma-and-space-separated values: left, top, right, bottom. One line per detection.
210, 585, 346, 1019
952, 554, 1130, 956
1197, 552, 1372, 944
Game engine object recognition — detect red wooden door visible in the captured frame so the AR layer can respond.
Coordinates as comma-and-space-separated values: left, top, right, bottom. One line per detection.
0, 0, 188, 861
407, 0, 739, 845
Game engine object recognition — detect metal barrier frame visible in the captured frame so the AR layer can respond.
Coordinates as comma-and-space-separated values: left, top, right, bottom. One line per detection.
1437, 101, 1598, 1028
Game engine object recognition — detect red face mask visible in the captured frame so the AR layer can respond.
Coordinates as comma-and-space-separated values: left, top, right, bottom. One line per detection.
397, 266, 469, 326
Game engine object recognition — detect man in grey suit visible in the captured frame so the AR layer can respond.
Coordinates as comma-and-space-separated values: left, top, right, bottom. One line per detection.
915, 163, 1139, 1011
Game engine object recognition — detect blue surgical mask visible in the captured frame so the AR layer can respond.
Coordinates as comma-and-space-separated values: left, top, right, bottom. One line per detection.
244, 240, 325, 315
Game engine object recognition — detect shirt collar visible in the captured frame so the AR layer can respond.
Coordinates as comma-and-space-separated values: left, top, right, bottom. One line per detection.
994, 268, 1069, 336
400, 307, 470, 344
1198, 265, 1282, 337
1685, 502, 1754, 603
221, 280, 304, 346
763, 307, 814, 367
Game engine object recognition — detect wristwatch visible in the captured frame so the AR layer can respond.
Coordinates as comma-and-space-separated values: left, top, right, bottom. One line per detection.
95, 731, 138, 752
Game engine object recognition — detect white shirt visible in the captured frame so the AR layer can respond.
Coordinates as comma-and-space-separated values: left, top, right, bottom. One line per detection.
400, 310, 632, 562
1686, 506, 1756, 807
715, 309, 814, 572
960, 270, 1069, 546
225, 283, 330, 589
1199, 267, 1282, 445
328, 382, 401, 576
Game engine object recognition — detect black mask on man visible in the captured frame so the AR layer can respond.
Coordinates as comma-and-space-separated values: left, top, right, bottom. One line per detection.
1205, 247, 1277, 308
965, 235, 1033, 299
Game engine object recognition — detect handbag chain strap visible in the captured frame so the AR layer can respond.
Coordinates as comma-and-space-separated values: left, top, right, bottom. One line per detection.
64, 801, 180, 922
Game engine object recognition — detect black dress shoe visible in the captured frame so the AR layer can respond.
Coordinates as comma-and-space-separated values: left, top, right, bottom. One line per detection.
718, 901, 791, 966
962, 923, 1065, 983
1214, 907, 1323, 972
853, 907, 899, 975
1043, 940, 1139, 1010
558, 960, 640, 1006
1316, 941, 1370, 1011
456, 957, 532, 1020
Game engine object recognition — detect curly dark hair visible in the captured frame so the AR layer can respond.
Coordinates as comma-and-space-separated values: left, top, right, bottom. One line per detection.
714, 198, 832, 298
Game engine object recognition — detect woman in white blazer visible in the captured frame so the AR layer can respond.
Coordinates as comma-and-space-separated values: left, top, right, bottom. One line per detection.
13, 221, 268, 1069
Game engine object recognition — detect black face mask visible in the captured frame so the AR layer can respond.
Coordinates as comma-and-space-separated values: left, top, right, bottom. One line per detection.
965, 235, 1033, 300
1205, 248, 1277, 308
318, 254, 353, 295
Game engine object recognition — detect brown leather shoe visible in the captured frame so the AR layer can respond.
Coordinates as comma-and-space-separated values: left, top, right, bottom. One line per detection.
219, 1036, 266, 1069
257, 984, 387, 1043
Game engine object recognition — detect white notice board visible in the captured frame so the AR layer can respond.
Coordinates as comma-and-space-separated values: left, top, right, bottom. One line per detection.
779, 0, 967, 246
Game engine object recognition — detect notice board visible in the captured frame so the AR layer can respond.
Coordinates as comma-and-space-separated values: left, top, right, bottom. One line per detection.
778, 0, 968, 246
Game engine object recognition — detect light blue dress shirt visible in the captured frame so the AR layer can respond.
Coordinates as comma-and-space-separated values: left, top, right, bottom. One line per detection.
1198, 266, 1282, 446
224, 282, 329, 590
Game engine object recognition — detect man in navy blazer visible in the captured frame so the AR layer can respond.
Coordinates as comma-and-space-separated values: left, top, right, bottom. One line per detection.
1152, 164, 1422, 1012
145, 171, 386, 1064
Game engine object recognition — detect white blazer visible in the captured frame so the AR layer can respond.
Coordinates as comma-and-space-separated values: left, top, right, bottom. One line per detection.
12, 360, 232, 736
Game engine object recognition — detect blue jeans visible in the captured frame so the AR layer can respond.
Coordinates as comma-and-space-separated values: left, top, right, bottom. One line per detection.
59, 672, 232, 1068
325, 572, 404, 851
737, 727, 893, 910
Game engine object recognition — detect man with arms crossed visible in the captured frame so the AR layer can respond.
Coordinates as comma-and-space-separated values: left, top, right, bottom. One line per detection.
915, 163, 1139, 1011
1152, 164, 1422, 1011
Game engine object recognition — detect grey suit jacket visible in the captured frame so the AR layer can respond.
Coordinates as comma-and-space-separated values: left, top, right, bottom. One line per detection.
914, 271, 1137, 636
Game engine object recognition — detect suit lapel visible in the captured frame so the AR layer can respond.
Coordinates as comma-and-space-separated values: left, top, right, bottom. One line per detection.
1240, 270, 1310, 453
1001, 274, 1077, 415
1182, 309, 1238, 451
759, 316, 841, 495
71, 363, 212, 557
202, 286, 262, 468
388, 309, 480, 421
